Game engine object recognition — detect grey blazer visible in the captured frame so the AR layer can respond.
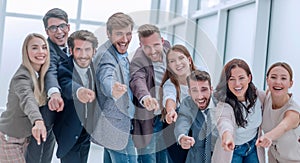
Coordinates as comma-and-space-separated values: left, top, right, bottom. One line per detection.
0, 65, 43, 138
91, 40, 131, 150
174, 96, 217, 163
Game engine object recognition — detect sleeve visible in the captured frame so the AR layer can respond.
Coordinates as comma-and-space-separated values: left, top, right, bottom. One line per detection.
215, 102, 235, 137
96, 52, 117, 98
45, 47, 61, 94
174, 98, 193, 141
162, 79, 177, 107
287, 97, 300, 113
129, 53, 151, 101
13, 73, 43, 125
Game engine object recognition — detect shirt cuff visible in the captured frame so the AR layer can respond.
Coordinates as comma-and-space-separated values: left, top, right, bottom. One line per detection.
47, 87, 60, 98
140, 95, 151, 107
76, 87, 85, 99
178, 134, 186, 145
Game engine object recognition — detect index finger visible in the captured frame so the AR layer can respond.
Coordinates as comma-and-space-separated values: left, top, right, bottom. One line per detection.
41, 129, 47, 142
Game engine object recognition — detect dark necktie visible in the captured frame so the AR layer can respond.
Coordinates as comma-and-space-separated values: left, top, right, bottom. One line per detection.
63, 47, 68, 53
86, 68, 93, 90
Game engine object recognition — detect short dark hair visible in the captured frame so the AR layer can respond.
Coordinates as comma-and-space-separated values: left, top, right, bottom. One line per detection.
187, 70, 212, 88
106, 12, 134, 34
67, 30, 98, 50
43, 8, 68, 28
137, 24, 161, 39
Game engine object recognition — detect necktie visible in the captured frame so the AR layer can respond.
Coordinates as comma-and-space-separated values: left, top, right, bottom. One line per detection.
86, 68, 93, 90
63, 47, 68, 53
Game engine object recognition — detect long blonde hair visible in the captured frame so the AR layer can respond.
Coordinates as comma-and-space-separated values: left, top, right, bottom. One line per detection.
22, 33, 50, 106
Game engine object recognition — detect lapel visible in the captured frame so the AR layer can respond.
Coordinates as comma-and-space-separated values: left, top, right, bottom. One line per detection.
48, 37, 69, 60
105, 41, 127, 83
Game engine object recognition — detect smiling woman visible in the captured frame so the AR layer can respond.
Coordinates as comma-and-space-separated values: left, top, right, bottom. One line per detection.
0, 33, 49, 162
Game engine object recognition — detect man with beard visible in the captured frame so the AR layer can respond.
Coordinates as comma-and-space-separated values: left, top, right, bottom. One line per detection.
129, 24, 170, 163
92, 12, 137, 162
56, 30, 99, 163
174, 70, 217, 163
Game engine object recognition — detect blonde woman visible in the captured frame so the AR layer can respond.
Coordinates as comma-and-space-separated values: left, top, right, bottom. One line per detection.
0, 33, 50, 162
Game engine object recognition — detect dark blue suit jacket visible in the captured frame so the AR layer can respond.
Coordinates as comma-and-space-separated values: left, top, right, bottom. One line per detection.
44, 38, 69, 127
55, 55, 99, 158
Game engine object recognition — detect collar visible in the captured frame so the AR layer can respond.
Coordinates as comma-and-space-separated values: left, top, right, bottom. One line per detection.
113, 46, 128, 60
73, 60, 90, 74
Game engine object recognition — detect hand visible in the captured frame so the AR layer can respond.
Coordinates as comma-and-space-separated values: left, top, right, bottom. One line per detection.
32, 120, 47, 145
222, 131, 235, 151
180, 135, 195, 149
48, 93, 64, 112
256, 135, 272, 148
165, 109, 177, 124
78, 88, 95, 103
143, 97, 159, 111
112, 82, 127, 100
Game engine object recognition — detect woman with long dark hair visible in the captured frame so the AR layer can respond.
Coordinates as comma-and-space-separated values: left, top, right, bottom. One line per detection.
212, 58, 265, 163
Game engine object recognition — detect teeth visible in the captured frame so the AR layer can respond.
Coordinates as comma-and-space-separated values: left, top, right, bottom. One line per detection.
198, 99, 205, 103
273, 87, 282, 90
235, 88, 242, 91
176, 66, 183, 71
36, 56, 45, 60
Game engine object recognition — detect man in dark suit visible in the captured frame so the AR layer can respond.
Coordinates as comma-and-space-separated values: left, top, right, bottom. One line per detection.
26, 8, 68, 163
174, 70, 217, 163
56, 30, 99, 163
129, 24, 170, 163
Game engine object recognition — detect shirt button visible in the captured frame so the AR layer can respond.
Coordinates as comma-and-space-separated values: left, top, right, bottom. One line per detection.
75, 136, 79, 139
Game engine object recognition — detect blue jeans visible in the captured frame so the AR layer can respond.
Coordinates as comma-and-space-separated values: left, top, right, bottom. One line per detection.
137, 115, 167, 163
104, 136, 137, 163
231, 136, 259, 163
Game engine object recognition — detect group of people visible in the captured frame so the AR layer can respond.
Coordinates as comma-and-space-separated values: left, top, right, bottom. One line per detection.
0, 7, 299, 163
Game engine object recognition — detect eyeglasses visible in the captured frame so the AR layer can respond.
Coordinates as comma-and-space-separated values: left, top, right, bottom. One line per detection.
46, 23, 69, 33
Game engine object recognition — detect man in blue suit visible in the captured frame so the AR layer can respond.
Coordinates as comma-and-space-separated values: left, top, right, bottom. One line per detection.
92, 12, 137, 163
56, 30, 99, 163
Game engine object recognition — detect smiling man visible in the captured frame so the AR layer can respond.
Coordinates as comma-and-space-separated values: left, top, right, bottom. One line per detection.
56, 30, 99, 163
129, 24, 171, 163
93, 12, 137, 162
174, 70, 217, 163
25, 8, 69, 163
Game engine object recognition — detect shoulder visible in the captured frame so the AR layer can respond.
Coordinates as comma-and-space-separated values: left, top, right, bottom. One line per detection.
163, 40, 171, 49
10, 65, 32, 87
131, 47, 151, 66
13, 65, 31, 79
286, 95, 300, 113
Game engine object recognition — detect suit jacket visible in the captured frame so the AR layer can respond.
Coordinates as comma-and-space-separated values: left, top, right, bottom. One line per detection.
44, 38, 69, 127
174, 96, 216, 163
45, 37, 69, 92
55, 56, 99, 158
91, 40, 132, 150
0, 65, 43, 138
129, 40, 171, 148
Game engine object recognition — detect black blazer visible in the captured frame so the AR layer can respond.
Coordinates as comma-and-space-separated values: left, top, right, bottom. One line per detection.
55, 56, 99, 158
